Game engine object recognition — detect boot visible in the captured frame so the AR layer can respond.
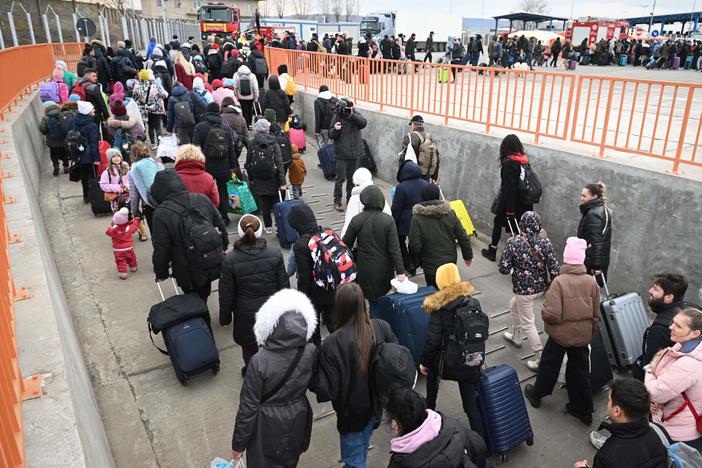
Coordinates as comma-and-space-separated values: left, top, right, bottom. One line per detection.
52, 166, 59, 176
523, 384, 541, 408
503, 328, 522, 348
481, 245, 497, 262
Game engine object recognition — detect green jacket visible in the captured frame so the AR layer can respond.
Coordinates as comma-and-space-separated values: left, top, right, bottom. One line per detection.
408, 201, 473, 276
342, 185, 405, 301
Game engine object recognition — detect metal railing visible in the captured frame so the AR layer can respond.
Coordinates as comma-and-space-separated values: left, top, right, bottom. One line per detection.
266, 48, 702, 173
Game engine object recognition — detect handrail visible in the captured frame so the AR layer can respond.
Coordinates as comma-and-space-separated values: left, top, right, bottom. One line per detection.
266, 47, 702, 173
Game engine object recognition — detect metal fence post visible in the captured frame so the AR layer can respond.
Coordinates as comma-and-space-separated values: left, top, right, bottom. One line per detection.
26, 12, 36, 44
0, 23, 5, 49
54, 14, 63, 43
121, 15, 128, 42
98, 13, 108, 47
42, 14, 51, 44
140, 18, 148, 51
72, 13, 80, 42
671, 87, 695, 174
7, 13, 18, 47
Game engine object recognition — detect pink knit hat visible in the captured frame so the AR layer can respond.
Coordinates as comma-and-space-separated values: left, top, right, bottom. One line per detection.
563, 237, 587, 265
112, 207, 129, 225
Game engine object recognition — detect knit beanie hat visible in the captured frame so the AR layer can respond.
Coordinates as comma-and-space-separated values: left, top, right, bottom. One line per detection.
55, 60, 67, 70
138, 69, 150, 81
254, 118, 271, 133
112, 207, 129, 225
352, 167, 372, 186
212, 79, 223, 89
435, 263, 461, 290
77, 101, 94, 115
223, 78, 235, 89
421, 184, 441, 202
43, 100, 57, 109
105, 148, 122, 161
563, 237, 587, 265
111, 99, 127, 116
69, 94, 81, 102
206, 102, 220, 114
211, 43, 220, 50
264, 108, 277, 123
151, 47, 163, 58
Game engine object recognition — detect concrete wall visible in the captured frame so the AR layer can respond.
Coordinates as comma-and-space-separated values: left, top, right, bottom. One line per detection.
1, 95, 115, 467
293, 90, 702, 302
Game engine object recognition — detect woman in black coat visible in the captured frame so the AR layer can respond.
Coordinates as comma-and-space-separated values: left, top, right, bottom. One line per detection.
419, 263, 485, 440
481, 134, 534, 262
260, 75, 292, 126
219, 214, 289, 373
577, 182, 612, 282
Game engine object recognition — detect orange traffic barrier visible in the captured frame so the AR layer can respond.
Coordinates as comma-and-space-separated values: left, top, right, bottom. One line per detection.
266, 47, 702, 173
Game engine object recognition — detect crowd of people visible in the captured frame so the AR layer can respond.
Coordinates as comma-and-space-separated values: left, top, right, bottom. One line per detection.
36, 29, 702, 468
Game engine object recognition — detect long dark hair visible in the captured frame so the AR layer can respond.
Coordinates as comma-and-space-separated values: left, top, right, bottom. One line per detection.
334, 283, 375, 377
234, 215, 260, 250
499, 134, 524, 163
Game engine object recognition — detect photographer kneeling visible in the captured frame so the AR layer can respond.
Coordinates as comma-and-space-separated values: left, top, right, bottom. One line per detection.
328, 97, 368, 212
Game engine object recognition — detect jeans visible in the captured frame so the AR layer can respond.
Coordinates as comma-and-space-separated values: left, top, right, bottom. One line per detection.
339, 419, 374, 468
533, 338, 593, 417
214, 175, 230, 223
147, 112, 163, 145
425, 372, 485, 439
509, 293, 543, 353
334, 158, 357, 204
257, 194, 278, 228
292, 184, 303, 199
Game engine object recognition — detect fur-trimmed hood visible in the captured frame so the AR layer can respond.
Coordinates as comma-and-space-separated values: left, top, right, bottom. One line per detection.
412, 200, 451, 217
423, 281, 475, 313
254, 289, 318, 347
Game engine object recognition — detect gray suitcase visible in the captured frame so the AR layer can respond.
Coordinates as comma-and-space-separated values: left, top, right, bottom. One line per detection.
598, 275, 649, 368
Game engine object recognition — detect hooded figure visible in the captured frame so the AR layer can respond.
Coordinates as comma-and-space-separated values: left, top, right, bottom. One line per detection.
151, 170, 228, 295
260, 75, 292, 125
342, 185, 405, 301
392, 160, 429, 236
231, 289, 316, 468
340, 167, 391, 237
193, 76, 214, 104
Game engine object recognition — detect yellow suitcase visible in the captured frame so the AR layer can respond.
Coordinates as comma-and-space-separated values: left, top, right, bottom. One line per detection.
449, 199, 477, 237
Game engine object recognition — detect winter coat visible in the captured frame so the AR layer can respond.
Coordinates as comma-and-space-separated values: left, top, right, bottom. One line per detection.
392, 161, 429, 236
233, 66, 259, 101
105, 218, 140, 250
38, 106, 64, 148
340, 182, 391, 237
151, 63, 172, 96
288, 152, 306, 185
388, 410, 488, 468
221, 107, 248, 140
495, 153, 533, 224
314, 318, 398, 433
498, 211, 560, 295
192, 112, 240, 178
592, 419, 668, 468
409, 201, 472, 276
643, 301, 688, 365
109, 81, 125, 108
219, 238, 289, 349
128, 157, 163, 213
133, 80, 168, 115
175, 62, 194, 90
72, 113, 101, 165
328, 108, 368, 160
260, 76, 292, 125
342, 186, 405, 301
174, 159, 219, 206
246, 132, 286, 196
314, 91, 337, 133
106, 115, 146, 142
111, 48, 137, 85
151, 170, 228, 289
421, 282, 482, 383
646, 342, 702, 442
166, 85, 195, 132
92, 44, 112, 91
73, 78, 110, 122
206, 49, 224, 80
541, 264, 600, 348
288, 204, 337, 309
212, 87, 236, 107
577, 198, 612, 273
232, 289, 315, 468
99, 164, 130, 211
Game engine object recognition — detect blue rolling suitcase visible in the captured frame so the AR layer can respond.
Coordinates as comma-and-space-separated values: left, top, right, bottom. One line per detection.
477, 364, 534, 462
317, 144, 336, 180
274, 189, 303, 248
373, 287, 436, 365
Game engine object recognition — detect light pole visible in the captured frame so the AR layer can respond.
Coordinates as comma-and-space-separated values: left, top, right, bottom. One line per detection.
648, 0, 657, 32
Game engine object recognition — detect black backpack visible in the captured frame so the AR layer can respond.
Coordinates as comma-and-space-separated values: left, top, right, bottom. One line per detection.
77, 56, 97, 77
274, 130, 292, 169
174, 99, 196, 128
360, 139, 377, 174
254, 57, 268, 75
47, 115, 65, 141
193, 60, 208, 74
442, 297, 489, 370
370, 337, 416, 404
207, 53, 220, 72
204, 124, 229, 160
517, 163, 543, 205
65, 121, 87, 162
289, 114, 306, 130
247, 141, 277, 179
238, 76, 252, 97
175, 194, 224, 285
58, 110, 76, 134
220, 57, 237, 78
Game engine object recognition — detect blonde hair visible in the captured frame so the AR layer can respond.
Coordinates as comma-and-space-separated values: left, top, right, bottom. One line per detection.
176, 144, 205, 164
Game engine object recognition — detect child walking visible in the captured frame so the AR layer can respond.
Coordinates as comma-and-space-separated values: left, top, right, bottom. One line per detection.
288, 143, 306, 199
105, 208, 140, 280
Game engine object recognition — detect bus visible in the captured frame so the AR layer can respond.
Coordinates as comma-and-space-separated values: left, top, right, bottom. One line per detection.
197, 3, 241, 40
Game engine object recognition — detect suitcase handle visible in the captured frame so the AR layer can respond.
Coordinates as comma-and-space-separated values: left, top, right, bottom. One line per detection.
595, 272, 610, 297
155, 277, 180, 301
278, 185, 291, 203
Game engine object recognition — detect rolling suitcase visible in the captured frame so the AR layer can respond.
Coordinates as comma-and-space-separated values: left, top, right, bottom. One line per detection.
317, 143, 336, 180
618, 55, 627, 66
590, 326, 614, 391
439, 186, 477, 237
598, 276, 649, 368
477, 364, 534, 462
89, 167, 111, 215
373, 287, 436, 365
438, 67, 450, 83
568, 59, 577, 70
671, 56, 681, 70
288, 127, 306, 152
273, 188, 303, 248
148, 279, 220, 385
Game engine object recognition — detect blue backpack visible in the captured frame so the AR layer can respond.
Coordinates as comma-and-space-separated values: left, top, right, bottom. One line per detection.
113, 128, 133, 157
47, 116, 64, 141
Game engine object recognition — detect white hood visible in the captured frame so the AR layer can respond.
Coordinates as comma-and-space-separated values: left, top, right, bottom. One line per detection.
318, 90, 333, 100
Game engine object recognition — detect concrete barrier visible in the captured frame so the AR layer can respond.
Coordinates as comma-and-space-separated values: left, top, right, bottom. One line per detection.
1, 94, 114, 467
293, 90, 702, 299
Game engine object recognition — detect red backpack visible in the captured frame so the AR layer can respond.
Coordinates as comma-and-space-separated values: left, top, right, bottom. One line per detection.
71, 80, 91, 101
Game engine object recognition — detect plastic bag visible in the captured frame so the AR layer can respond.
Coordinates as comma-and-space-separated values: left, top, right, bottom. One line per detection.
210, 457, 246, 468
156, 135, 178, 162
391, 277, 418, 295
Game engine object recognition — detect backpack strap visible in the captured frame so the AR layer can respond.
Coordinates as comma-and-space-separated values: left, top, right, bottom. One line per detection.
261, 346, 305, 403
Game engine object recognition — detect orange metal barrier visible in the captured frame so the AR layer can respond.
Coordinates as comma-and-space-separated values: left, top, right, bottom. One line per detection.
267, 47, 702, 173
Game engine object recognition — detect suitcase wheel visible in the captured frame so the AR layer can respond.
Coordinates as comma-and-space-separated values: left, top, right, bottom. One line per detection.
499, 453, 508, 463
526, 437, 534, 446
178, 376, 190, 386
212, 364, 220, 375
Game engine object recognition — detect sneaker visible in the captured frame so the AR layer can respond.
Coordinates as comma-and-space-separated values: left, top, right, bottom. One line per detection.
480, 246, 497, 262
589, 431, 608, 450
334, 202, 344, 212
523, 384, 541, 408
503, 330, 522, 348
52, 166, 59, 176
526, 359, 540, 371
129, 266, 138, 273
264, 227, 273, 235
118, 272, 128, 280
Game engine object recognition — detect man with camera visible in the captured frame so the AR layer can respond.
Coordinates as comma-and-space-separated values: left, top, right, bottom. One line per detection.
328, 97, 368, 212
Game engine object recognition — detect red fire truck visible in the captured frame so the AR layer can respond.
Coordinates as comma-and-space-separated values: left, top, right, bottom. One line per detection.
197, 3, 241, 40
566, 20, 629, 48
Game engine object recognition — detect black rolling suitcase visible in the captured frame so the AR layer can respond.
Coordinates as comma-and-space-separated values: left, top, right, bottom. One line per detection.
89, 174, 111, 215
317, 143, 336, 180
590, 327, 614, 392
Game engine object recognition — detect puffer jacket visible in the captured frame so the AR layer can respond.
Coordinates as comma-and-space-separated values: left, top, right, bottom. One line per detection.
246, 132, 285, 196
577, 198, 612, 272
174, 159, 219, 206
233, 66, 259, 101
342, 185, 405, 301
392, 161, 429, 236
166, 85, 194, 132
409, 200, 472, 276
221, 106, 248, 140
71, 113, 101, 165
260, 76, 292, 125
107, 114, 146, 141
498, 211, 560, 295
646, 341, 702, 442
340, 182, 391, 237
218, 238, 289, 349
541, 264, 600, 348
99, 164, 130, 211
314, 91, 336, 133
192, 112, 240, 177
421, 282, 481, 383
328, 107, 368, 160
388, 410, 488, 468
592, 419, 668, 468
232, 289, 315, 468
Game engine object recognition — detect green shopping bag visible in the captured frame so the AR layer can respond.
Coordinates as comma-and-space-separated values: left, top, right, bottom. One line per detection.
227, 178, 257, 215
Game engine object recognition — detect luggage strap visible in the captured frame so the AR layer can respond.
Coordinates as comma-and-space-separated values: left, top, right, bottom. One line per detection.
261, 346, 304, 402
147, 318, 169, 356
663, 392, 701, 425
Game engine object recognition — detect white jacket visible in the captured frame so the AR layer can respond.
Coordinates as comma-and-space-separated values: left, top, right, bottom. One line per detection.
340, 182, 392, 237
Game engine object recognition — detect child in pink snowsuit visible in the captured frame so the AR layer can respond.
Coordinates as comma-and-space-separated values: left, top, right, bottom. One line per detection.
105, 207, 140, 279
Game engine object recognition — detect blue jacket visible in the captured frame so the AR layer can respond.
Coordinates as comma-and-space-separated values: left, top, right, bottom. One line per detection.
392, 161, 428, 236
72, 113, 100, 165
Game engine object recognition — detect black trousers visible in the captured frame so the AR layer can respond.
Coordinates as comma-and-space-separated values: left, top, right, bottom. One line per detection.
311, 305, 336, 347
80, 163, 96, 199
532, 337, 593, 417
214, 175, 230, 223
143, 204, 155, 235
147, 112, 163, 145
333, 158, 357, 204
181, 282, 212, 301
398, 234, 415, 273
49, 146, 69, 168
240, 100, 254, 126
426, 373, 485, 440
257, 194, 278, 228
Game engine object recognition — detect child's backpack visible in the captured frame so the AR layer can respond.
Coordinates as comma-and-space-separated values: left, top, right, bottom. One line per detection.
273, 128, 292, 170
442, 297, 489, 369
193, 59, 208, 74
113, 128, 134, 158
65, 122, 87, 162
246, 141, 277, 179
40, 81, 60, 103
308, 229, 356, 289
47, 115, 65, 141
284, 75, 297, 96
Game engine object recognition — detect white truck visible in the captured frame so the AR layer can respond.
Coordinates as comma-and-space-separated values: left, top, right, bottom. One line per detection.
360, 11, 462, 55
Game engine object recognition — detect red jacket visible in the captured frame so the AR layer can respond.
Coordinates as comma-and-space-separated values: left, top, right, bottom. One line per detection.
175, 159, 220, 207
105, 218, 140, 250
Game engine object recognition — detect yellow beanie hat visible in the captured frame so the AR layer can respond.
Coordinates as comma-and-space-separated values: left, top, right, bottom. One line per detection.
435, 263, 461, 290
138, 69, 150, 81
